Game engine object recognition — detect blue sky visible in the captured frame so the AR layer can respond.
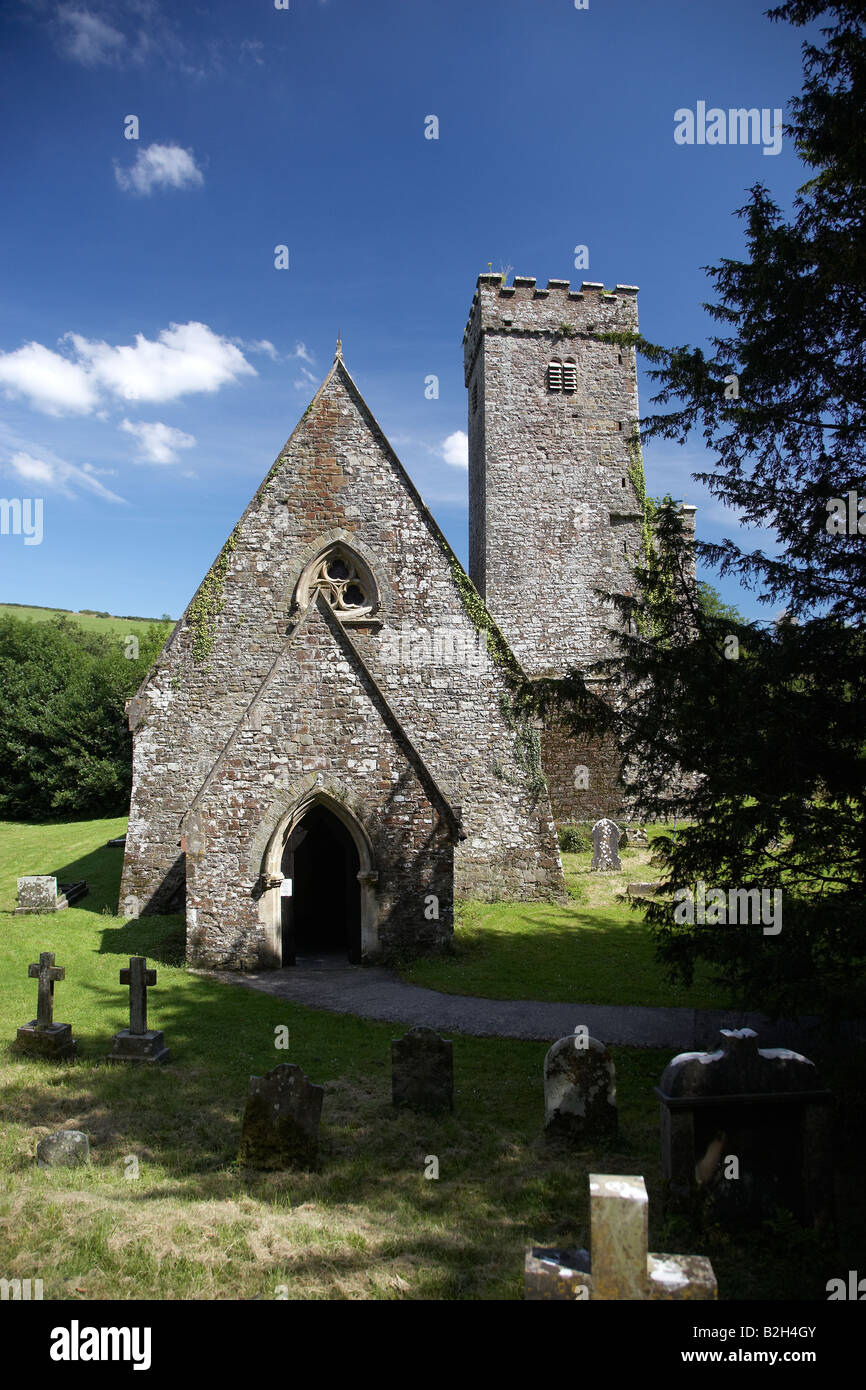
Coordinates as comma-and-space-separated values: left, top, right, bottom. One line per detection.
0, 0, 812, 622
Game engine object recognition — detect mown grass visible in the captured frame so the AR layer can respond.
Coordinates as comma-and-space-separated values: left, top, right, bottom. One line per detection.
401, 842, 736, 1010
0, 604, 171, 639
0, 817, 860, 1300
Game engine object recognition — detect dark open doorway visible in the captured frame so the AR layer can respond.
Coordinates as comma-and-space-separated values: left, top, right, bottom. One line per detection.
280, 803, 362, 965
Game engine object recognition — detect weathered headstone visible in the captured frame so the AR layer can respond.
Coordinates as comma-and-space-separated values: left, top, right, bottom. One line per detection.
625, 824, 649, 846
16, 952, 77, 1059
590, 819, 622, 872
391, 1026, 454, 1113
239, 1063, 323, 1169
36, 1130, 90, 1168
543, 1034, 617, 1143
16, 877, 68, 914
107, 956, 169, 1064
525, 1173, 717, 1300
656, 1028, 834, 1226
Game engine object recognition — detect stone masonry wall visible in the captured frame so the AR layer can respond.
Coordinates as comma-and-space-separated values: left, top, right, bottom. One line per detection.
541, 719, 630, 825
463, 274, 645, 679
120, 357, 565, 947
184, 598, 454, 968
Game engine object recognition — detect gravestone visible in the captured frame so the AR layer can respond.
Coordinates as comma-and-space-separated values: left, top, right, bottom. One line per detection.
239, 1063, 324, 1169
15, 877, 69, 914
16, 952, 77, 1059
543, 1034, 617, 1144
107, 956, 170, 1064
15, 877, 87, 912
656, 1028, 834, 1226
391, 1026, 454, 1113
627, 825, 649, 846
59, 880, 88, 906
626, 881, 663, 898
525, 1173, 717, 1300
36, 1130, 90, 1168
590, 819, 622, 872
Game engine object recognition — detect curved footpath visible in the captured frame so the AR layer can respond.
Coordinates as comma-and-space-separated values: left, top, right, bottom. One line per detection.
202, 959, 828, 1051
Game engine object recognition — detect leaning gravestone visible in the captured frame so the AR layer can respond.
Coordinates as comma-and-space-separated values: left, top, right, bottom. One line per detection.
543, 1034, 617, 1144
590, 819, 622, 872
16, 952, 77, 1059
238, 1063, 323, 1169
107, 956, 169, 1064
36, 1130, 90, 1168
391, 1026, 454, 1113
525, 1173, 717, 1300
16, 877, 68, 914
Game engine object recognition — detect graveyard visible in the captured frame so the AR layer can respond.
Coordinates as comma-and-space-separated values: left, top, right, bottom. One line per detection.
1, 814, 863, 1301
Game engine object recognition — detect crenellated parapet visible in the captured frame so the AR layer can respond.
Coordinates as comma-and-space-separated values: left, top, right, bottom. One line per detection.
463, 275, 639, 386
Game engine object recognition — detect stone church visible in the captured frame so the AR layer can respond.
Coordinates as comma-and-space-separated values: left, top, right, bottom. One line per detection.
119, 273, 681, 970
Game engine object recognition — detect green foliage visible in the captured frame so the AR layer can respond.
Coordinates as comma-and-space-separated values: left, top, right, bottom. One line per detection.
187, 526, 239, 664
499, 693, 546, 797
440, 542, 522, 679
537, 4, 866, 1023
0, 614, 167, 820
697, 581, 745, 625
558, 824, 591, 854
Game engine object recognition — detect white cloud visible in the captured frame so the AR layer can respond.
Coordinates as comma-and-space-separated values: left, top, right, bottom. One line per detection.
294, 366, 318, 391
294, 343, 314, 365
114, 143, 204, 196
440, 430, 468, 469
6, 450, 126, 503
58, 9, 125, 66
232, 337, 280, 362
0, 323, 255, 416
240, 38, 265, 66
67, 322, 256, 404
120, 418, 196, 464
0, 341, 99, 416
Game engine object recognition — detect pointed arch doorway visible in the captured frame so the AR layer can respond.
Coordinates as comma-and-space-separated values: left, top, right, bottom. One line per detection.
280, 802, 362, 965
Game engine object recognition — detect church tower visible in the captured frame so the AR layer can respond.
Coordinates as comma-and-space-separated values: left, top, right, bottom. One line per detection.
463, 273, 649, 820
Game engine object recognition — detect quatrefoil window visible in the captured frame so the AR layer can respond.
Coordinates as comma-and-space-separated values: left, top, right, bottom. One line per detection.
295, 544, 379, 623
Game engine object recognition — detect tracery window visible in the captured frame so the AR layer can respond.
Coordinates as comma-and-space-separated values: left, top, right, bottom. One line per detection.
294, 543, 379, 625
309, 550, 370, 615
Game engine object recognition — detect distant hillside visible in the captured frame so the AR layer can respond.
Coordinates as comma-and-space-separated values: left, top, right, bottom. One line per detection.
0, 604, 175, 639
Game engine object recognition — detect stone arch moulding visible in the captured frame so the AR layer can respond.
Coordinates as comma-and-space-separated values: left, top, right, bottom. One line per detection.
255, 784, 379, 968
288, 530, 390, 629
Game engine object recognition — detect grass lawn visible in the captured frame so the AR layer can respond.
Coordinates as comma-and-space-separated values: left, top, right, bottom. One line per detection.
0, 604, 172, 639
400, 841, 738, 1010
0, 817, 860, 1300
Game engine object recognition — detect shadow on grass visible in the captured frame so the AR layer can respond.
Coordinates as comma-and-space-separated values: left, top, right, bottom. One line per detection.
48, 841, 127, 916
97, 915, 186, 967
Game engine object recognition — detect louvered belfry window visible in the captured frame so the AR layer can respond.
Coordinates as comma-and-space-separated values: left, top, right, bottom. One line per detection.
548, 360, 576, 392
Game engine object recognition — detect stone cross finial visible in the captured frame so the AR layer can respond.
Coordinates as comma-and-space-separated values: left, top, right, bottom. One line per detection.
334, 333, 343, 361
119, 957, 157, 1035
28, 952, 65, 1028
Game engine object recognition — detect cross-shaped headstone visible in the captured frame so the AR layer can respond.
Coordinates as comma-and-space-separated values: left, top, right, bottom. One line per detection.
119, 957, 157, 1035
525, 1173, 717, 1300
27, 952, 65, 1029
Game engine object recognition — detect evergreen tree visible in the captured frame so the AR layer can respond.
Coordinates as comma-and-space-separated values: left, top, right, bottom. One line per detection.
535, 1, 866, 1021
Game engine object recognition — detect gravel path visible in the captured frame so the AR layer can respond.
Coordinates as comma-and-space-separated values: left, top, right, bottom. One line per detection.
200, 957, 818, 1051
